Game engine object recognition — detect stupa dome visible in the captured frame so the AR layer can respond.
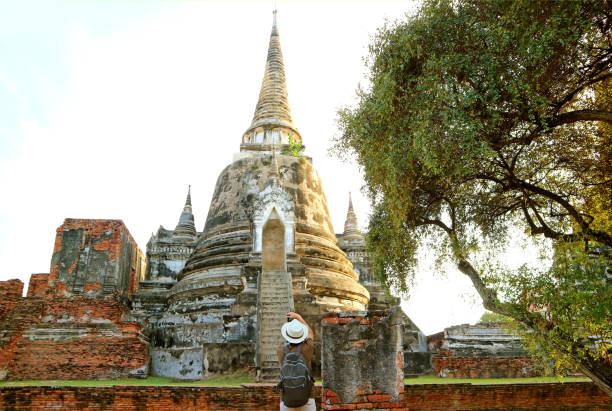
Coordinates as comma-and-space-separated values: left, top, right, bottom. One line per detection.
170, 155, 369, 309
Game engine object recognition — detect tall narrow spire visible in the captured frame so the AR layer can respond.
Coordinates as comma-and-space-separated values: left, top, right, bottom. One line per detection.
173, 186, 197, 240
343, 192, 365, 244
185, 185, 192, 207
241, 10, 302, 153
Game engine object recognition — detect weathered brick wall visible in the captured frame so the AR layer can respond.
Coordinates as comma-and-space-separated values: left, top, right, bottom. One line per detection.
431, 323, 538, 378
0, 383, 609, 410
0, 280, 24, 320
7, 295, 148, 380
49, 219, 145, 299
434, 353, 537, 378
0, 280, 39, 374
0, 283, 44, 376
321, 309, 405, 410
0, 280, 23, 300
0, 278, 149, 381
26, 274, 49, 297
8, 333, 148, 380
0, 385, 312, 410
43, 295, 125, 323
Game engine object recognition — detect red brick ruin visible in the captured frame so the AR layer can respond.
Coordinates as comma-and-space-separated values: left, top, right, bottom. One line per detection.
0, 219, 148, 381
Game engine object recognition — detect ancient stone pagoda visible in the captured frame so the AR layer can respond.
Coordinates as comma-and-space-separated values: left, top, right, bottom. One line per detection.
142, 14, 370, 382
132, 187, 201, 324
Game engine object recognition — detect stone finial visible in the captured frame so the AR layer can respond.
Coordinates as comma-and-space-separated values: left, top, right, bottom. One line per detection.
173, 186, 197, 240
343, 192, 365, 244
185, 185, 192, 207
241, 11, 302, 152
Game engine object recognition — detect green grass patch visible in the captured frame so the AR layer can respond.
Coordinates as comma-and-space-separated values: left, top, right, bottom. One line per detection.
0, 369, 255, 387
404, 375, 590, 385
0, 373, 590, 388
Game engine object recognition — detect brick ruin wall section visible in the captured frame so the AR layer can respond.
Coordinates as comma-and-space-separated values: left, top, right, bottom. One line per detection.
0, 279, 149, 381
433, 353, 537, 379
0, 280, 23, 320
428, 324, 539, 379
0, 383, 610, 410
26, 274, 49, 297
49, 218, 145, 299
321, 309, 405, 410
0, 280, 37, 376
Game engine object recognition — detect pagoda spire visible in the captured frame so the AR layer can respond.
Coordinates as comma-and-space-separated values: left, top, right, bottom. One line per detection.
241, 10, 302, 153
185, 185, 192, 207
173, 185, 197, 240
343, 192, 365, 244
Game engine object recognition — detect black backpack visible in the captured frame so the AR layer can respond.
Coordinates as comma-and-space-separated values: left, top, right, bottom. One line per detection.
278, 344, 314, 407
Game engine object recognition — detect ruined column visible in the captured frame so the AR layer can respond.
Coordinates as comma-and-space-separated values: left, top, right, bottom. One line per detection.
321, 308, 404, 410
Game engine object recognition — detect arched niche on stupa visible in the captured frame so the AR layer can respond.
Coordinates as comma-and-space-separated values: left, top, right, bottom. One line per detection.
262, 208, 285, 271
252, 180, 295, 259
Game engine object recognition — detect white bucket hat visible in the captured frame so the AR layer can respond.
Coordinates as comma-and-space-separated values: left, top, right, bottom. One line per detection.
281, 319, 309, 344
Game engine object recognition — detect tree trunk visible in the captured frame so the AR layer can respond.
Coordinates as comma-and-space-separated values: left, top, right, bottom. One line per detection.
575, 351, 612, 398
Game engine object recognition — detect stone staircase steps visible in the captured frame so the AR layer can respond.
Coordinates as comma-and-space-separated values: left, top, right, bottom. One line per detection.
257, 269, 293, 383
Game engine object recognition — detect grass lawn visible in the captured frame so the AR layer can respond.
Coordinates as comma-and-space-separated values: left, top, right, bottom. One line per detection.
0, 369, 255, 387
403, 375, 590, 385
0, 372, 589, 387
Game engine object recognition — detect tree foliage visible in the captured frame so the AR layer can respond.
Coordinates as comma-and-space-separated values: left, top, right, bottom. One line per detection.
479, 311, 512, 324
334, 0, 611, 395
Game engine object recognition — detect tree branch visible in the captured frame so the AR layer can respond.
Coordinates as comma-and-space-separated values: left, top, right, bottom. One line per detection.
553, 73, 612, 111
455, 257, 502, 312
511, 179, 612, 246
419, 218, 452, 235
548, 109, 612, 127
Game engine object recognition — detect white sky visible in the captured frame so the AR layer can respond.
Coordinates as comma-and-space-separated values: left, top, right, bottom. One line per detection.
0, 0, 486, 335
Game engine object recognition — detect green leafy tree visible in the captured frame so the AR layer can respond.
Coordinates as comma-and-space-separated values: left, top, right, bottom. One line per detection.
334, 0, 611, 395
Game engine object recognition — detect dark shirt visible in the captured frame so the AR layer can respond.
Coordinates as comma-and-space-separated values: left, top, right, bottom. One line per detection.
277, 338, 314, 371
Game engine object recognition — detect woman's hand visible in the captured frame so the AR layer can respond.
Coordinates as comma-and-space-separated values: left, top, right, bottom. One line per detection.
286, 312, 303, 321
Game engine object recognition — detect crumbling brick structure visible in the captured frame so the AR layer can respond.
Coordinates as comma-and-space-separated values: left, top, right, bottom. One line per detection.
0, 219, 149, 380
429, 323, 538, 378
26, 274, 49, 297
49, 218, 145, 299
321, 309, 405, 410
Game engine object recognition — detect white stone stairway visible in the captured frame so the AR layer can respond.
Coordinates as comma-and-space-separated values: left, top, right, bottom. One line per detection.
257, 269, 294, 382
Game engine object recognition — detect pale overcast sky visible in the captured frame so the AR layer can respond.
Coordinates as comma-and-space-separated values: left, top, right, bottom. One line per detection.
0, 0, 488, 334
